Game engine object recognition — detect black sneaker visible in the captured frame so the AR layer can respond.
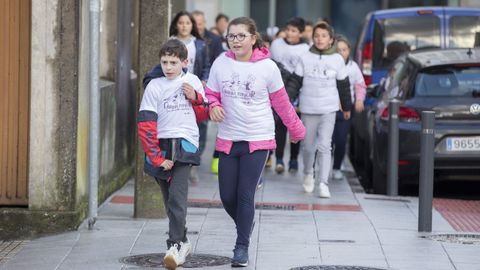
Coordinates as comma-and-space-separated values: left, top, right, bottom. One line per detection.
231, 245, 248, 267
288, 160, 298, 173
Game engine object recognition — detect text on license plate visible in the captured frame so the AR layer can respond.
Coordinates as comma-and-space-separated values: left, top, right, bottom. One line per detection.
446, 136, 480, 151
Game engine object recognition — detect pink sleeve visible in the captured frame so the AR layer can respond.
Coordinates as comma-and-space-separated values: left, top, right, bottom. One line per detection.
269, 87, 305, 141
205, 86, 222, 110
354, 82, 367, 102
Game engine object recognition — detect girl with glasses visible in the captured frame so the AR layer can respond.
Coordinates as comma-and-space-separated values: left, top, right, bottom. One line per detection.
205, 17, 305, 267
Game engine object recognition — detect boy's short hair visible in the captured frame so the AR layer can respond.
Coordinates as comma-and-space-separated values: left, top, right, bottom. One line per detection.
159, 39, 188, 61
286, 17, 305, 33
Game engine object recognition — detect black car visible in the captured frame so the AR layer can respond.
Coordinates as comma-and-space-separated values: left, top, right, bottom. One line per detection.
350, 48, 480, 194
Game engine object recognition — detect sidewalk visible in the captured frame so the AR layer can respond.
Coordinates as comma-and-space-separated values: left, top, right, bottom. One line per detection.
1, 123, 480, 270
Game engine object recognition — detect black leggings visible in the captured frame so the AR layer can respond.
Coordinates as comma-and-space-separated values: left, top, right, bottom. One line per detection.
218, 141, 268, 247
274, 113, 301, 162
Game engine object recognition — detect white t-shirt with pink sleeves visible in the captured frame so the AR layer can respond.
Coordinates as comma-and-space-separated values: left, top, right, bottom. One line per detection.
346, 60, 365, 102
207, 53, 284, 141
139, 72, 206, 148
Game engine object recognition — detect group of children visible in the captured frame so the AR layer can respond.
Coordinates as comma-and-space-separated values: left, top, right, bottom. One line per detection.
137, 11, 365, 270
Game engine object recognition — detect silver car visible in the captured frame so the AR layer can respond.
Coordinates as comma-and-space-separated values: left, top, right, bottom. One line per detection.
357, 48, 480, 194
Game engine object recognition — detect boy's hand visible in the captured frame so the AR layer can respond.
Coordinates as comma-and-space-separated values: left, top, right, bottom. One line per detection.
182, 83, 197, 100
160, 159, 174, 171
210, 106, 225, 122
343, 111, 351, 120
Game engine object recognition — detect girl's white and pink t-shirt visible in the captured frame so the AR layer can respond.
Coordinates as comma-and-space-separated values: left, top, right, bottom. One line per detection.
346, 60, 366, 102
139, 72, 206, 148
206, 53, 284, 141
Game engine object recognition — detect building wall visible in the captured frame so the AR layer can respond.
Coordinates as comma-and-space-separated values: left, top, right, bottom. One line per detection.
30, 0, 78, 211
1, 0, 139, 239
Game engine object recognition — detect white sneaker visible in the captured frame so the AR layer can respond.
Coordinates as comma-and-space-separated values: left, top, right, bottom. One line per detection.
332, 169, 343, 180
303, 174, 314, 193
164, 244, 180, 269
318, 182, 331, 198
178, 239, 191, 265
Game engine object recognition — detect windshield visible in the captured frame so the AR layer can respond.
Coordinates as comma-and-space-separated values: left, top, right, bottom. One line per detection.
449, 16, 480, 48
415, 65, 480, 97
373, 16, 441, 69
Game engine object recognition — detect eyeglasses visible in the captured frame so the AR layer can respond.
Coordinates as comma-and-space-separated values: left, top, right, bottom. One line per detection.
226, 33, 253, 42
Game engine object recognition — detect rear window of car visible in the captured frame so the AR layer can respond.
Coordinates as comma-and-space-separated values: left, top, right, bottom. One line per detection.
449, 16, 480, 48
415, 65, 480, 97
373, 16, 441, 69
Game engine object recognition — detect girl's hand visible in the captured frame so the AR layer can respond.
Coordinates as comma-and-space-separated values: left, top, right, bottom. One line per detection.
210, 106, 225, 122
291, 139, 299, 144
343, 111, 351, 120
355, 100, 364, 113
182, 83, 197, 100
160, 159, 174, 171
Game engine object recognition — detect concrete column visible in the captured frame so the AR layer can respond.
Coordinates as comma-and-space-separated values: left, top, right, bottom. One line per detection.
30, 0, 78, 211
134, 0, 170, 218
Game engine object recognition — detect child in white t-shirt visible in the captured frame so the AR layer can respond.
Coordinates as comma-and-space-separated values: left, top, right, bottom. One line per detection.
286, 22, 352, 198
270, 16, 310, 174
137, 39, 208, 269
331, 34, 366, 180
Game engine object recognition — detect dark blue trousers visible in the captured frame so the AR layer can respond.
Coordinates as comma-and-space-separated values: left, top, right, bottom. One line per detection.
218, 141, 268, 247
332, 110, 351, 170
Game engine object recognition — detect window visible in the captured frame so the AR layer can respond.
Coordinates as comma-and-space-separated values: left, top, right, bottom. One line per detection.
449, 16, 480, 48
373, 16, 441, 69
385, 60, 408, 98
415, 66, 480, 97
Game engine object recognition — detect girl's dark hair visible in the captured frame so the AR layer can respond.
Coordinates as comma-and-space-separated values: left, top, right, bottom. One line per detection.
312, 21, 334, 39
159, 39, 188, 60
169, 11, 202, 39
215, 13, 229, 23
227, 17, 265, 49
335, 34, 351, 49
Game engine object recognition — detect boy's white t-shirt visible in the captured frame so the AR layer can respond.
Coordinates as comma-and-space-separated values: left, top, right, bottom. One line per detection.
207, 54, 284, 141
270, 38, 310, 73
294, 51, 348, 114
139, 72, 206, 147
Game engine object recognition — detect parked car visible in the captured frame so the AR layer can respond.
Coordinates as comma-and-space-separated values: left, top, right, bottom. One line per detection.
355, 48, 480, 194
354, 6, 480, 86
350, 7, 480, 189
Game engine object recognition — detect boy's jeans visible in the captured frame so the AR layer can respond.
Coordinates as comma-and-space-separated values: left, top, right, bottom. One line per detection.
156, 164, 191, 245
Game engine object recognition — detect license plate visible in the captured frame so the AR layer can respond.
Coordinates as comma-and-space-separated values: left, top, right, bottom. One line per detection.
446, 136, 480, 151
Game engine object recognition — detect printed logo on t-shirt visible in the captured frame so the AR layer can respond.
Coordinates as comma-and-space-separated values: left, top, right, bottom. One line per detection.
281, 55, 301, 72
304, 63, 337, 79
221, 72, 257, 105
187, 57, 195, 73
163, 88, 192, 113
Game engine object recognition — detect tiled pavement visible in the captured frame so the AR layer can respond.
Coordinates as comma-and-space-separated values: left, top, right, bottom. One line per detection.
1, 122, 480, 270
